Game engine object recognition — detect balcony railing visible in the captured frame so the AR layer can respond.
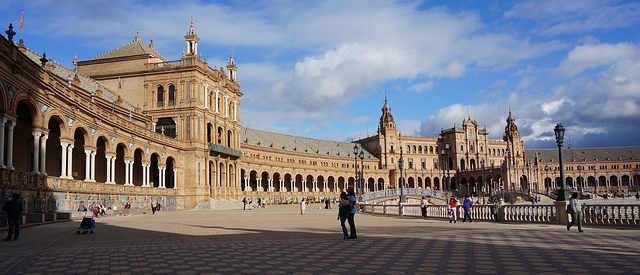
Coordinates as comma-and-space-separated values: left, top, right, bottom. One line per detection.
209, 143, 241, 158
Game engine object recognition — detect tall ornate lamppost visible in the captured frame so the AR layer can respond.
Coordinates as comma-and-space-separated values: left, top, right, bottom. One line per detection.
440, 143, 451, 195
353, 144, 359, 193
554, 123, 567, 201
398, 148, 406, 203
358, 149, 365, 197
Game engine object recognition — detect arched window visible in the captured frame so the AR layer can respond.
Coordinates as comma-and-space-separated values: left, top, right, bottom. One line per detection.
156, 85, 164, 107
227, 130, 233, 148
217, 127, 223, 144
168, 84, 176, 106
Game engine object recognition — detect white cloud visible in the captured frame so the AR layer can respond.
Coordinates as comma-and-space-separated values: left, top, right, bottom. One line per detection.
504, 0, 640, 36
410, 80, 435, 93
555, 43, 640, 77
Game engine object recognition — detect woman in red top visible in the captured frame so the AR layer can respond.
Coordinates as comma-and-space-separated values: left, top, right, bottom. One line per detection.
449, 197, 458, 223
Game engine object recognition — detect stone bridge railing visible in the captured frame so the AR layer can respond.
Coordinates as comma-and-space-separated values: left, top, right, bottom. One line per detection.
361, 188, 446, 201
360, 202, 639, 227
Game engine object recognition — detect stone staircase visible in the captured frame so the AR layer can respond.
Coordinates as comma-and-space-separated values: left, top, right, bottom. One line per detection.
195, 199, 243, 210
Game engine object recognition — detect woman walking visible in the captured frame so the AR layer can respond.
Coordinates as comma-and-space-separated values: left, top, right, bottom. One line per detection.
337, 192, 350, 239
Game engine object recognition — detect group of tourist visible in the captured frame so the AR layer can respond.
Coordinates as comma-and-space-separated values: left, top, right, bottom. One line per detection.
336, 187, 358, 239
241, 197, 266, 210
446, 195, 475, 223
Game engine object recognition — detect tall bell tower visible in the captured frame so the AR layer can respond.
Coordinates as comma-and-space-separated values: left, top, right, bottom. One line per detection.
184, 18, 199, 56
378, 96, 399, 170
503, 109, 526, 166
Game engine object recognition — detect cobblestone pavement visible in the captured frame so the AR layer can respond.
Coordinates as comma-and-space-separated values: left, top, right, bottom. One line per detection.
1, 204, 638, 274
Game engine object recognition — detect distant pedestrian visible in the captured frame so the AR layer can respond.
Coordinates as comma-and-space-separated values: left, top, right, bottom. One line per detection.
346, 187, 358, 239
448, 197, 458, 223
257, 198, 262, 208
636, 191, 639, 201
337, 192, 350, 239
325, 199, 331, 209
2, 194, 22, 241
300, 198, 306, 215
420, 196, 428, 218
567, 192, 584, 233
242, 197, 247, 210
151, 203, 156, 214
491, 200, 499, 222
462, 195, 473, 222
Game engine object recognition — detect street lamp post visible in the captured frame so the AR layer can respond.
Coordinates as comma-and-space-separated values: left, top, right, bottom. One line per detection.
353, 144, 359, 194
359, 150, 365, 197
554, 123, 567, 201
440, 143, 451, 196
398, 151, 405, 202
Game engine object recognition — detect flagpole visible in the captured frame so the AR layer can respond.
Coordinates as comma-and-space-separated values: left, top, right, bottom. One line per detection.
19, 11, 24, 41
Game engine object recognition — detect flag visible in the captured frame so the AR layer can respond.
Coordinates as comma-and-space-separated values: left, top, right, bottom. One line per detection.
72, 53, 78, 66
19, 12, 24, 31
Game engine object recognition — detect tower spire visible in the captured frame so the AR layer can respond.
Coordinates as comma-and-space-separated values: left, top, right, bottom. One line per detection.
184, 18, 199, 56
226, 49, 238, 82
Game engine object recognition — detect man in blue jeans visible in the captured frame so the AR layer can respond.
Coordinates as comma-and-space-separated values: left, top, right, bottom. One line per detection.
3, 194, 22, 241
462, 195, 473, 223
346, 187, 358, 239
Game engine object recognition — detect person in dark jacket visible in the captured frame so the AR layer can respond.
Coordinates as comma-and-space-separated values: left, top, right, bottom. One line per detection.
2, 194, 23, 241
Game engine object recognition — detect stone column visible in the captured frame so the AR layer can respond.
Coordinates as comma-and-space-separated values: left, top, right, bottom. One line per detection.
110, 157, 116, 184
90, 151, 96, 182
124, 160, 131, 185
142, 163, 149, 187
84, 150, 91, 181
66, 144, 74, 178
159, 166, 166, 188
268, 179, 272, 192
6, 121, 14, 170
173, 168, 177, 189
302, 180, 306, 192
60, 141, 69, 178
105, 155, 113, 183
0, 117, 6, 168
39, 134, 48, 175
32, 131, 42, 174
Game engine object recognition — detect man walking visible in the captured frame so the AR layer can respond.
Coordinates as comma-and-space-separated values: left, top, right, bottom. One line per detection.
420, 196, 428, 218
2, 194, 22, 241
462, 195, 473, 222
346, 187, 358, 239
567, 192, 584, 232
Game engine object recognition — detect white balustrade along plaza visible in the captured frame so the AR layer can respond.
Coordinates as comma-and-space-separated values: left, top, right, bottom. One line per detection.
360, 199, 640, 227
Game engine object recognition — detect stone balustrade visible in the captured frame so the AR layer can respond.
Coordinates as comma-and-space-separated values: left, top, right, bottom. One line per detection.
502, 204, 556, 223
360, 202, 639, 227
583, 204, 639, 225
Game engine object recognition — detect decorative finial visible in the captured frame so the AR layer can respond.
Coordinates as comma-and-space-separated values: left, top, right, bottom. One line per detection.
149, 39, 154, 48
5, 23, 16, 42
228, 49, 235, 65
135, 31, 140, 42
39, 53, 48, 67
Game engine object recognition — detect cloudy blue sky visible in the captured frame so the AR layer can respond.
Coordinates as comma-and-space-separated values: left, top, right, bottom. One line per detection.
2, 0, 639, 149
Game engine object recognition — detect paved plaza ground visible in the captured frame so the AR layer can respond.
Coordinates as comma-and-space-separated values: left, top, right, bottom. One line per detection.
1, 203, 639, 274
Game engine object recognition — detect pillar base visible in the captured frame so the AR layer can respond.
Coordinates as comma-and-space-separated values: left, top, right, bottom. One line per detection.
554, 201, 570, 225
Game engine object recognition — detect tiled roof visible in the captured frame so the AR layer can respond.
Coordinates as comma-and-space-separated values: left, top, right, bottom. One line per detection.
21, 47, 136, 111
241, 128, 377, 159
92, 39, 166, 61
526, 146, 640, 163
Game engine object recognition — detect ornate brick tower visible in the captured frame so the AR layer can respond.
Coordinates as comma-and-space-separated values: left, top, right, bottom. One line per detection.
503, 109, 526, 166
378, 96, 399, 170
